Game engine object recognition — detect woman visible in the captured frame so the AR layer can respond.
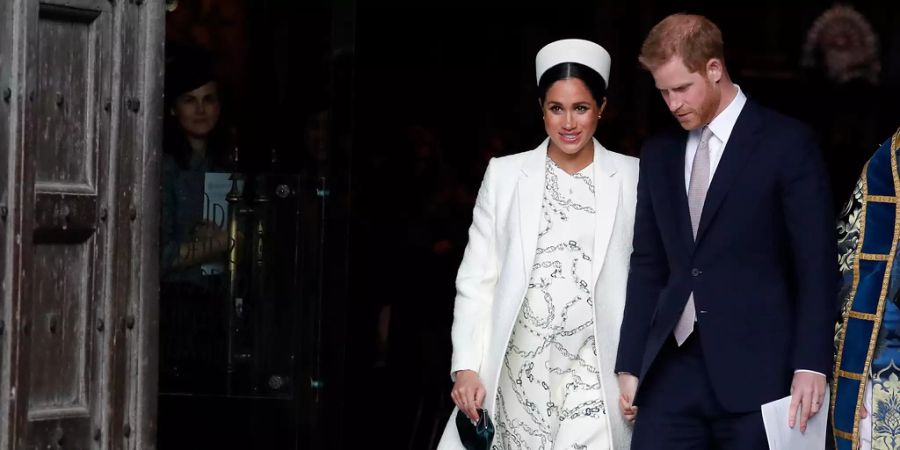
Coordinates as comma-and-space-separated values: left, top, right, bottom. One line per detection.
161, 46, 232, 283
437, 39, 637, 449
159, 46, 233, 393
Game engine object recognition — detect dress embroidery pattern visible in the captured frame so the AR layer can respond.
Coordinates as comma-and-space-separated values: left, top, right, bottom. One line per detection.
493, 158, 609, 450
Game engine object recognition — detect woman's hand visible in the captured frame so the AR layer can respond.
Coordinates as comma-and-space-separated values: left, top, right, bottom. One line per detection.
451, 370, 486, 422
173, 221, 232, 268
194, 221, 229, 246
617, 373, 639, 424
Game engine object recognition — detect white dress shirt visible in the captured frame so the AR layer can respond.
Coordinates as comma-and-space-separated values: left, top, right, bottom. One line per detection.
683, 86, 746, 191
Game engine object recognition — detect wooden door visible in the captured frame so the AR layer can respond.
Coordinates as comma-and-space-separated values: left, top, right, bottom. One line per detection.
0, 0, 164, 448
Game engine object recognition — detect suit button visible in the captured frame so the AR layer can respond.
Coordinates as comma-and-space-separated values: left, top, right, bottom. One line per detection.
691, 268, 701, 277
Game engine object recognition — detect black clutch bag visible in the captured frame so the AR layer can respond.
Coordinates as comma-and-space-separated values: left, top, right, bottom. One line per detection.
455, 408, 494, 450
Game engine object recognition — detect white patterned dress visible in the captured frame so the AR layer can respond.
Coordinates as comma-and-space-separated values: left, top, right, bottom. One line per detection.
493, 157, 610, 450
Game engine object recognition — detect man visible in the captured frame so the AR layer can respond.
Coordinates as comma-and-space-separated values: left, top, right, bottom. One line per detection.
832, 127, 900, 450
615, 13, 838, 449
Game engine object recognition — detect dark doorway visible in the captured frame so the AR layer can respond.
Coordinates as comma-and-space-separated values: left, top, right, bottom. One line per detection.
157, 2, 353, 449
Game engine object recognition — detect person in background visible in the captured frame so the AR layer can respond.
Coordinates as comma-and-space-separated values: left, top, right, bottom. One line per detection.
832, 126, 900, 450
159, 44, 234, 393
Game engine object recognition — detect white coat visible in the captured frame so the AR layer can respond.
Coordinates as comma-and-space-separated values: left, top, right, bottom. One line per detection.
437, 138, 639, 449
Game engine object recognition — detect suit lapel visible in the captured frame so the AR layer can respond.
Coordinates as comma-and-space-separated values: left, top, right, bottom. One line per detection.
695, 101, 763, 243
662, 132, 695, 252
591, 141, 620, 283
518, 141, 547, 278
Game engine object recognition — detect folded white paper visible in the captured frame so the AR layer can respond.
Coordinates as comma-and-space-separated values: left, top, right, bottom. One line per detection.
761, 390, 829, 450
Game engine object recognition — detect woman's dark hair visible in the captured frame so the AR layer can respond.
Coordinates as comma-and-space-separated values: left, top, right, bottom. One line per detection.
537, 62, 607, 104
163, 44, 231, 170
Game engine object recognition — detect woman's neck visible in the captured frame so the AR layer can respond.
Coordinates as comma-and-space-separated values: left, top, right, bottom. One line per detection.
187, 135, 207, 161
548, 143, 594, 175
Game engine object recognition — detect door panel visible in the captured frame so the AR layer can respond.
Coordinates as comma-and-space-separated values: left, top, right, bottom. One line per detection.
18, 0, 111, 447
28, 243, 92, 417
34, 4, 101, 190
0, 0, 164, 446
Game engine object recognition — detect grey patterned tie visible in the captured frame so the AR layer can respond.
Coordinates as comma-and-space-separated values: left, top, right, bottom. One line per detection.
674, 126, 714, 346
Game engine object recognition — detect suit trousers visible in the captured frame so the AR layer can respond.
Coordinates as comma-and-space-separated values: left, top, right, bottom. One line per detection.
631, 331, 767, 450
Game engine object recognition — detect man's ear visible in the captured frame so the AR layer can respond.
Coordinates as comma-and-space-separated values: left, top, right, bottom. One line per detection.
706, 58, 724, 84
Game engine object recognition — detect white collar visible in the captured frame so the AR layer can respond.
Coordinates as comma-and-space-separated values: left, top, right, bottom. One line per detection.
703, 85, 747, 143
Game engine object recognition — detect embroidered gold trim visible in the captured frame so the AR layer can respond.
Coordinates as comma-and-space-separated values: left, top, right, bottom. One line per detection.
838, 370, 866, 381
835, 429, 854, 440
859, 252, 892, 261
894, 128, 900, 153
866, 195, 897, 203
831, 159, 869, 448
848, 311, 879, 321
832, 131, 900, 449
856, 135, 900, 447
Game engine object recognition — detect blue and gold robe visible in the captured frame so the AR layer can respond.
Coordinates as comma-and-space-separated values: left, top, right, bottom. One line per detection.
833, 128, 900, 450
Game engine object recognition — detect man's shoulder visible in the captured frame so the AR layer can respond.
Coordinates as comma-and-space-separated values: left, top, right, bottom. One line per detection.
745, 100, 815, 142
641, 127, 685, 159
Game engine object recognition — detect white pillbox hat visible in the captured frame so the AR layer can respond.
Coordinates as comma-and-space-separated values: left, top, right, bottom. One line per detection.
535, 38, 611, 87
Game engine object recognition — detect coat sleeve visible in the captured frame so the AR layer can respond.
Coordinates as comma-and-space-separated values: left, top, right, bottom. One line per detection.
450, 158, 499, 379
616, 150, 669, 376
780, 128, 840, 375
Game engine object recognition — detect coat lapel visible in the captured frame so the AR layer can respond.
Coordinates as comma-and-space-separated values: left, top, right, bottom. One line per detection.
591, 141, 620, 283
662, 132, 695, 252
518, 139, 623, 284
518, 141, 547, 278
695, 101, 763, 243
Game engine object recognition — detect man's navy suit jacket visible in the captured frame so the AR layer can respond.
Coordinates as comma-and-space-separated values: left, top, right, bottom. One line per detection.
615, 99, 839, 412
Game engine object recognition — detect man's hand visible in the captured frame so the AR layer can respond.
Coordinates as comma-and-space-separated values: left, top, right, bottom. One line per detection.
788, 371, 827, 433
618, 373, 639, 424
